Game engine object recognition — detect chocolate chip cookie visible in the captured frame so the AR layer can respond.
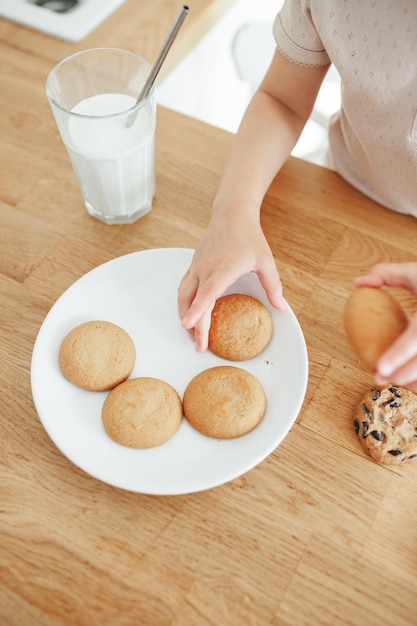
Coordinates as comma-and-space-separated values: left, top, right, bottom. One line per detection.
354, 385, 417, 464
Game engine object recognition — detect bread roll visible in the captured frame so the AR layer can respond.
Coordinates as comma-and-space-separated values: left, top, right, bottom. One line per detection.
344, 287, 408, 372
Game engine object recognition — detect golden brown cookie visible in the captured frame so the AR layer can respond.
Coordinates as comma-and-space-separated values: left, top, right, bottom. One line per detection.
59, 320, 136, 391
102, 377, 183, 449
354, 385, 417, 465
208, 293, 273, 361
344, 287, 408, 372
183, 365, 266, 439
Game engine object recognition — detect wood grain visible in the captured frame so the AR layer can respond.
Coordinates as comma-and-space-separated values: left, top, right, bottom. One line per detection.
1, 2, 417, 625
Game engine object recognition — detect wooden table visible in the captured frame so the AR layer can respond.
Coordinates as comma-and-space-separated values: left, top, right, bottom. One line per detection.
1, 2, 417, 624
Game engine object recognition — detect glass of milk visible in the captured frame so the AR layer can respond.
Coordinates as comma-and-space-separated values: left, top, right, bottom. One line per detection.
46, 48, 156, 225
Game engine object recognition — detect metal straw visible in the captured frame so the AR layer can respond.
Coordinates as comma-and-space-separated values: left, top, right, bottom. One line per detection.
126, 5, 189, 126
137, 5, 189, 104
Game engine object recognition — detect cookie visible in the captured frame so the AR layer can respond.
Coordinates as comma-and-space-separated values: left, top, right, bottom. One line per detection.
59, 320, 136, 391
183, 365, 266, 439
354, 385, 417, 464
344, 287, 408, 372
208, 293, 273, 361
102, 377, 183, 449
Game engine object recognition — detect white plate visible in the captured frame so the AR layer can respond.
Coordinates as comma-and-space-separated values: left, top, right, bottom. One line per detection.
31, 248, 308, 495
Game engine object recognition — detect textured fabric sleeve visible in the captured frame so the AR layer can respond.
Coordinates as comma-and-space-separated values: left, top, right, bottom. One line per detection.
273, 0, 330, 66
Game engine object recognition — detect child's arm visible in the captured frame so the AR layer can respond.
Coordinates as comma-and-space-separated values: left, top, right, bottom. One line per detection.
178, 49, 330, 351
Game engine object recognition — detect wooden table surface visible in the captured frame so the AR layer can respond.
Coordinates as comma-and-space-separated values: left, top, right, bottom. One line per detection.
1, 1, 417, 625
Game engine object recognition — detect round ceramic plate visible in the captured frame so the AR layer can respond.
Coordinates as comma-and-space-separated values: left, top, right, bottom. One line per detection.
31, 248, 308, 495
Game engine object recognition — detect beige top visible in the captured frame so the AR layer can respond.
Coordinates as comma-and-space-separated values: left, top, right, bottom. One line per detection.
274, 0, 417, 216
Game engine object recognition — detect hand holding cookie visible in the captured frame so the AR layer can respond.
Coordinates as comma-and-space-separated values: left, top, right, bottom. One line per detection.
352, 263, 417, 390
344, 286, 408, 373
178, 215, 285, 352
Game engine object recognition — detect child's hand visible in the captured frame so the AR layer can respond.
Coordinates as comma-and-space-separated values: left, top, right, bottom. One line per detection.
178, 215, 285, 353
354, 263, 417, 389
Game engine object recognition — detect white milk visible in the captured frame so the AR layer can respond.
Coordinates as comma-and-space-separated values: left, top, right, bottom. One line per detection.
66, 93, 155, 224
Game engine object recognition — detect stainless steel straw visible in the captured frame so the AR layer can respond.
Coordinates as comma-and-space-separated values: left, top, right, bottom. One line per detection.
127, 5, 189, 126
137, 5, 189, 104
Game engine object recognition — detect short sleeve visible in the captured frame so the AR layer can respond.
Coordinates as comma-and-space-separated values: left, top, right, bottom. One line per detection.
273, 0, 330, 66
